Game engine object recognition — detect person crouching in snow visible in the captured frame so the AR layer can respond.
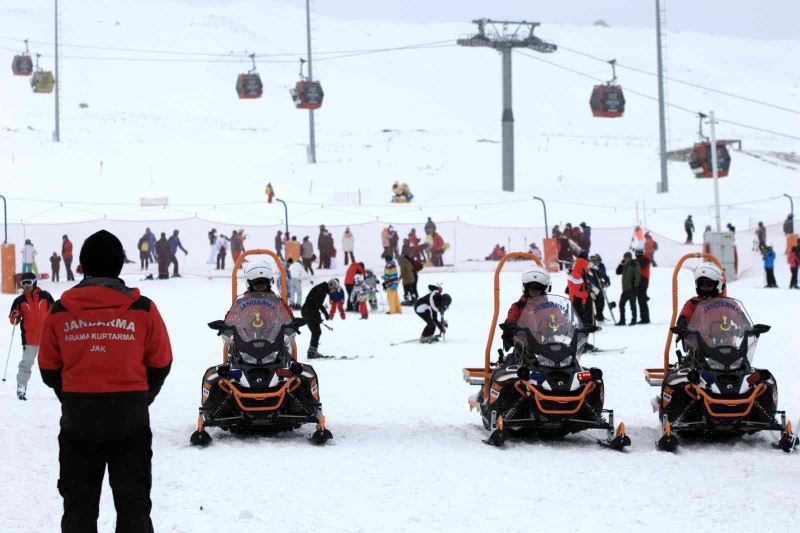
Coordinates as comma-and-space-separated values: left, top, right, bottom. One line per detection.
353, 274, 370, 319
329, 280, 346, 320
414, 285, 451, 343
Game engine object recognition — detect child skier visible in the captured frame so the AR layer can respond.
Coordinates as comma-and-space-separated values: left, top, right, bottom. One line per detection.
364, 269, 380, 311
414, 284, 451, 343
329, 279, 346, 320
353, 274, 370, 319
383, 256, 402, 314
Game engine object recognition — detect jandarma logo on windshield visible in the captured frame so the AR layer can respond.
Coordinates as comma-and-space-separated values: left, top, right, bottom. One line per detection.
702, 300, 739, 314
238, 298, 275, 310
533, 300, 568, 314
63, 319, 136, 332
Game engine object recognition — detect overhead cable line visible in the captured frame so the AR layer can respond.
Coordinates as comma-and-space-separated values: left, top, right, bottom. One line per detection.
515, 50, 800, 141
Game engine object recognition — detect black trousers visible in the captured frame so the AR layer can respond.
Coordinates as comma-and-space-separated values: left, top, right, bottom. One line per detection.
64, 257, 75, 281
765, 267, 777, 287
572, 298, 593, 328
685, 230, 693, 243
417, 310, 437, 337
636, 278, 650, 321
593, 290, 606, 320
345, 283, 355, 311
619, 289, 637, 322
302, 310, 322, 347
216, 251, 226, 270
169, 254, 179, 276
58, 428, 153, 533
403, 283, 417, 302
343, 251, 355, 265
790, 267, 798, 288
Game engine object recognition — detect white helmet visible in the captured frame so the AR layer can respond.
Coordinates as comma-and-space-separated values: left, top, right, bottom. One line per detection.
522, 266, 551, 293
245, 261, 274, 285
354, 273, 364, 284
694, 262, 723, 292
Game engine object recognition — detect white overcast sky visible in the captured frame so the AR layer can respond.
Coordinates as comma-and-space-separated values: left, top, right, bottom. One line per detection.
294, 0, 798, 40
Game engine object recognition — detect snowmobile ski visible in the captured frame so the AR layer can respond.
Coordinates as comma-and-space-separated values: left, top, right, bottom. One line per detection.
308, 354, 372, 360
586, 346, 627, 354
390, 334, 440, 346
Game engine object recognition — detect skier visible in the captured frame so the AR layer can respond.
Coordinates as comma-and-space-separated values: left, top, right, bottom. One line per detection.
8, 272, 54, 400
50, 252, 61, 282
763, 243, 777, 288
414, 285, 451, 343
329, 279, 346, 320
673, 262, 725, 331
567, 251, 594, 329
383, 255, 402, 314
37, 230, 172, 532
588, 254, 610, 321
168, 229, 188, 277
287, 258, 306, 309
62, 234, 75, 281
615, 252, 640, 325
364, 269, 380, 311
634, 245, 651, 324
301, 279, 335, 359
500, 266, 551, 361
353, 273, 370, 319
684, 215, 694, 244
155, 233, 170, 280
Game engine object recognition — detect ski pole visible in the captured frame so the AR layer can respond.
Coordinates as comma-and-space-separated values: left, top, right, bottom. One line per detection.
322, 322, 333, 331
2, 325, 16, 382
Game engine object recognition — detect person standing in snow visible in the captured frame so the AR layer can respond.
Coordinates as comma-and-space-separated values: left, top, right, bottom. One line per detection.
383, 256, 402, 314
756, 221, 767, 252
353, 274, 370, 319
156, 233, 170, 280
784, 214, 794, 236
146, 228, 157, 264
21, 239, 37, 273
684, 216, 695, 244
388, 226, 400, 258
328, 281, 346, 320
168, 229, 188, 277
763, 243, 777, 288
342, 227, 355, 266
615, 252, 641, 325
137, 233, 150, 271
588, 254, 610, 322
8, 272, 54, 400
364, 269, 380, 311
430, 231, 445, 267
579, 222, 592, 253
62, 235, 75, 282
274, 230, 284, 260
567, 251, 594, 331
634, 246, 651, 324
380, 227, 392, 259
788, 245, 799, 289
215, 234, 229, 270
38, 230, 172, 532
424, 217, 436, 236
644, 232, 658, 267
301, 279, 335, 359
301, 236, 315, 275
318, 227, 334, 270
50, 252, 61, 282
207, 229, 217, 264
286, 258, 306, 308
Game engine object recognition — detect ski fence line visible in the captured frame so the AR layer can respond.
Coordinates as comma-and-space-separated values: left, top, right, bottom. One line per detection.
4, 217, 789, 280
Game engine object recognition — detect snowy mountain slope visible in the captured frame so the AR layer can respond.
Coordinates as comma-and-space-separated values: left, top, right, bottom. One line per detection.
0, 266, 798, 532
1, 0, 797, 236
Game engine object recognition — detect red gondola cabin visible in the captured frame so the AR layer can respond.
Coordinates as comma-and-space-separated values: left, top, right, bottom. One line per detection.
689, 142, 731, 178
590, 84, 625, 118
236, 73, 263, 99
291, 80, 324, 110
12, 54, 33, 76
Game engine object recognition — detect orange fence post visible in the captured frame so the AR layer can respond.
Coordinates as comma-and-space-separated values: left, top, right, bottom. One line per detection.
1, 244, 15, 295
542, 238, 559, 273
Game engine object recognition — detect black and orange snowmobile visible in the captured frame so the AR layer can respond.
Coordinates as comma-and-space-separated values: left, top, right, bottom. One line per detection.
189, 249, 333, 446
462, 252, 630, 450
645, 253, 796, 452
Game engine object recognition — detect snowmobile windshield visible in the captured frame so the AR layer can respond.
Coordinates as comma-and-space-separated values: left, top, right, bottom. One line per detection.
685, 297, 757, 364
224, 292, 293, 344
514, 295, 585, 356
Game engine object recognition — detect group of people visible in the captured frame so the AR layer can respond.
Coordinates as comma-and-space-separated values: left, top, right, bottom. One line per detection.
207, 228, 248, 270
138, 228, 189, 279
552, 222, 592, 270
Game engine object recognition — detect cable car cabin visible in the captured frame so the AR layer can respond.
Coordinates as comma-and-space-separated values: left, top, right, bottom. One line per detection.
589, 84, 625, 118
689, 142, 731, 178
236, 73, 263, 99
12, 54, 33, 76
30, 70, 54, 94
291, 80, 323, 110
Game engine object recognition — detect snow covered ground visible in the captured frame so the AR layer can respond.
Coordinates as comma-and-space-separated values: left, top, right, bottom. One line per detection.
1, 263, 798, 532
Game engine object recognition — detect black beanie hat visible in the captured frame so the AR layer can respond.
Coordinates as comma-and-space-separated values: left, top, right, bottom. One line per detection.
79, 230, 125, 278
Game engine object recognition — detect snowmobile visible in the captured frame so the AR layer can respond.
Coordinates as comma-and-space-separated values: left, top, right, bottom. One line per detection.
462, 252, 630, 450
644, 252, 796, 452
190, 249, 333, 446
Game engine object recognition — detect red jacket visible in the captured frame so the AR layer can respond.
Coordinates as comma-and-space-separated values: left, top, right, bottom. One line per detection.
501, 295, 529, 348
432, 233, 445, 251
567, 257, 590, 303
62, 239, 74, 260
344, 262, 365, 285
9, 288, 54, 346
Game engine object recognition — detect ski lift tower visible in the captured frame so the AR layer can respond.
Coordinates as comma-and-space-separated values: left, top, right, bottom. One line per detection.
458, 20, 557, 192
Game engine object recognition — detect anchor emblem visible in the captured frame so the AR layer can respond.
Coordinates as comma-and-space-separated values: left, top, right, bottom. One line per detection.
252, 312, 265, 329
720, 315, 731, 332
548, 313, 559, 332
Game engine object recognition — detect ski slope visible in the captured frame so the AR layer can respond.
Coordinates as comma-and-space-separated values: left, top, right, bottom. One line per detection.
0, 263, 799, 532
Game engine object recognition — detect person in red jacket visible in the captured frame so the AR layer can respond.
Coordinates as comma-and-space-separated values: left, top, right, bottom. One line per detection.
8, 272, 54, 400
634, 245, 651, 324
674, 262, 725, 334
567, 251, 593, 328
38, 230, 172, 533
344, 261, 365, 312
62, 234, 75, 281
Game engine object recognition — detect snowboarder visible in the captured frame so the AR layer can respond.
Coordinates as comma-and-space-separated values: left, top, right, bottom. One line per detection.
38, 230, 172, 532
684, 215, 694, 244
615, 252, 641, 325
8, 272, 54, 400
634, 245, 651, 324
50, 252, 61, 282
329, 280, 346, 320
301, 279, 335, 359
763, 243, 777, 287
414, 285, 450, 343
168, 229, 188, 277
62, 234, 75, 281
383, 256, 402, 314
